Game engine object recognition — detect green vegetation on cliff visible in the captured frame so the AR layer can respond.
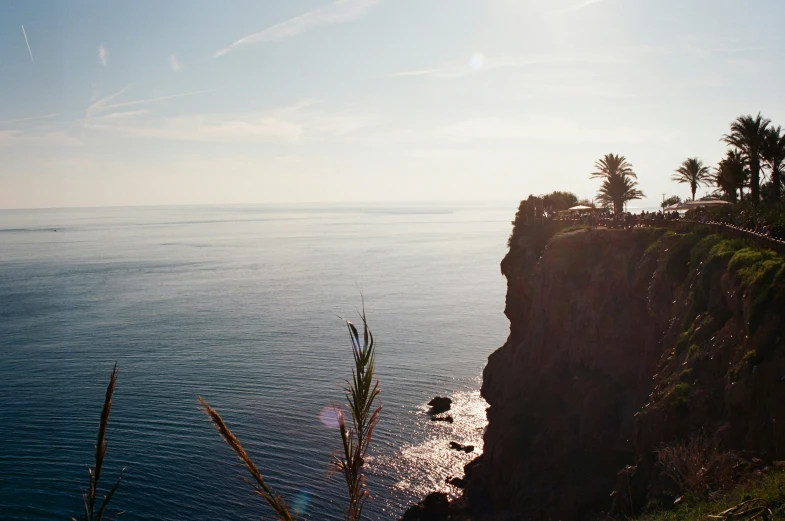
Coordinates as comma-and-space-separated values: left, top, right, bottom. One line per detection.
639, 469, 785, 521
484, 220, 785, 520
644, 227, 785, 336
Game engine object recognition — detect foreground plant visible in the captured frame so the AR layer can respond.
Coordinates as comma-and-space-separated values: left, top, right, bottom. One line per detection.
74, 363, 124, 521
197, 396, 295, 520
333, 311, 382, 521
199, 308, 381, 521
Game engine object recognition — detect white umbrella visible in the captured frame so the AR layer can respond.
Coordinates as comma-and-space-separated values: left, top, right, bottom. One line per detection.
568, 205, 594, 211
683, 199, 731, 207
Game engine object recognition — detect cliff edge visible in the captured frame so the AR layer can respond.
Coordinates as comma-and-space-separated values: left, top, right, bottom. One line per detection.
463, 224, 785, 520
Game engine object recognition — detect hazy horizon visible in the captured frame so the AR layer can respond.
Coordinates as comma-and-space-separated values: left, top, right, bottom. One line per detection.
3, 0, 785, 209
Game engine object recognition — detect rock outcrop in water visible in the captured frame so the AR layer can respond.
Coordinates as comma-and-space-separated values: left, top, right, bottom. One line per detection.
459, 222, 785, 520
429, 397, 453, 414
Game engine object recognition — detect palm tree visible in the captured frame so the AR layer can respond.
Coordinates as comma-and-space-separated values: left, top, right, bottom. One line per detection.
715, 150, 748, 202
596, 173, 644, 214
591, 154, 636, 181
762, 126, 785, 202
722, 113, 771, 203
591, 154, 644, 214
672, 158, 712, 201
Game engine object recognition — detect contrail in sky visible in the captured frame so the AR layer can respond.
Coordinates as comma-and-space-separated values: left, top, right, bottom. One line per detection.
21, 24, 34, 64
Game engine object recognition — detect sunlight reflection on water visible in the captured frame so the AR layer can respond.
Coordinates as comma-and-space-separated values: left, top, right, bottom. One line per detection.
370, 390, 487, 501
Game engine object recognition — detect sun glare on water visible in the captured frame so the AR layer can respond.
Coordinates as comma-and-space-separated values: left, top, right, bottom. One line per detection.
369, 390, 488, 503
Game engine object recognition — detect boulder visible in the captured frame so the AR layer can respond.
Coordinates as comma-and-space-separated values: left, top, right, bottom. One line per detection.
449, 442, 474, 453
400, 492, 450, 520
430, 415, 453, 423
428, 396, 452, 414
446, 476, 466, 488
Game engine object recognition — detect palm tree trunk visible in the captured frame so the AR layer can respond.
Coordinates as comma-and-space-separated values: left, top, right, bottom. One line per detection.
773, 169, 781, 202
750, 158, 761, 203
691, 185, 696, 201
739, 187, 744, 202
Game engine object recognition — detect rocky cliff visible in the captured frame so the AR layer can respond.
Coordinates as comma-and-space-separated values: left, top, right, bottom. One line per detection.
462, 223, 785, 520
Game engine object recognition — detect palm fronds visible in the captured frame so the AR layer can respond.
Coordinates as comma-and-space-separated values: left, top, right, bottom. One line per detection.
591, 154, 636, 180
198, 396, 295, 520
715, 150, 749, 202
673, 157, 713, 201
73, 363, 124, 521
332, 308, 382, 521
722, 113, 771, 202
762, 126, 785, 202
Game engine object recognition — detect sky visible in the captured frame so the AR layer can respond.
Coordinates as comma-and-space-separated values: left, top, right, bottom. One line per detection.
2, 0, 785, 209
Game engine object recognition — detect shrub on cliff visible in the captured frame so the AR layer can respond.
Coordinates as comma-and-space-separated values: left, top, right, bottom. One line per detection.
639, 468, 785, 521
656, 435, 741, 498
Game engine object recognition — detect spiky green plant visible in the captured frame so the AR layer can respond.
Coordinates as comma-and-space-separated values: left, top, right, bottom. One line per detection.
73, 363, 124, 521
199, 307, 381, 521
332, 310, 382, 521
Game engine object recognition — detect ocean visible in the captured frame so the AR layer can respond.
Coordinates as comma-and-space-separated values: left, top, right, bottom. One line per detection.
0, 203, 512, 520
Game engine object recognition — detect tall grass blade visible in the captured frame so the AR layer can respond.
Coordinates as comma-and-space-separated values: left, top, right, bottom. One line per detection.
198, 396, 295, 521
74, 363, 124, 521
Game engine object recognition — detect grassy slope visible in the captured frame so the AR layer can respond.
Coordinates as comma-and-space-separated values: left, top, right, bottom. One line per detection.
638, 469, 785, 521
547, 226, 785, 520
636, 227, 785, 520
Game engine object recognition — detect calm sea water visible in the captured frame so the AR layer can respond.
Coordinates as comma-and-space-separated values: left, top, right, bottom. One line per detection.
0, 203, 512, 520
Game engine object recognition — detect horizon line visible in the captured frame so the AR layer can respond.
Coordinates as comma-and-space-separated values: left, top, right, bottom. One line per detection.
0, 199, 523, 212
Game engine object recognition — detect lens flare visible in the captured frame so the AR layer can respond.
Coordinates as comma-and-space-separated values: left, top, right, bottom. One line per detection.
292, 490, 311, 516
319, 405, 343, 428
468, 52, 485, 71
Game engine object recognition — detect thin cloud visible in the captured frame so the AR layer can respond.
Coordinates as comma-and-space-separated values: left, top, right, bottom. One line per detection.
386, 53, 627, 79
21, 24, 34, 64
386, 67, 458, 79
213, 0, 380, 57
86, 86, 129, 119
83, 88, 210, 133
90, 110, 150, 121
85, 88, 207, 121
0, 129, 82, 148
101, 90, 208, 112
169, 54, 182, 72
437, 115, 676, 145
0, 113, 58, 125
553, 0, 611, 14
0, 130, 23, 144
386, 57, 534, 79
82, 100, 375, 144
85, 112, 305, 142
98, 44, 109, 66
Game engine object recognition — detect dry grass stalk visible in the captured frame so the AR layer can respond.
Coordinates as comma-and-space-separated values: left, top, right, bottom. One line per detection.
73, 363, 125, 521
707, 498, 772, 521
197, 396, 294, 521
198, 304, 381, 521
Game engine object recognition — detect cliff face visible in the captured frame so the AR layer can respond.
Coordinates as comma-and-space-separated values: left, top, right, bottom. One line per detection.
464, 226, 785, 520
